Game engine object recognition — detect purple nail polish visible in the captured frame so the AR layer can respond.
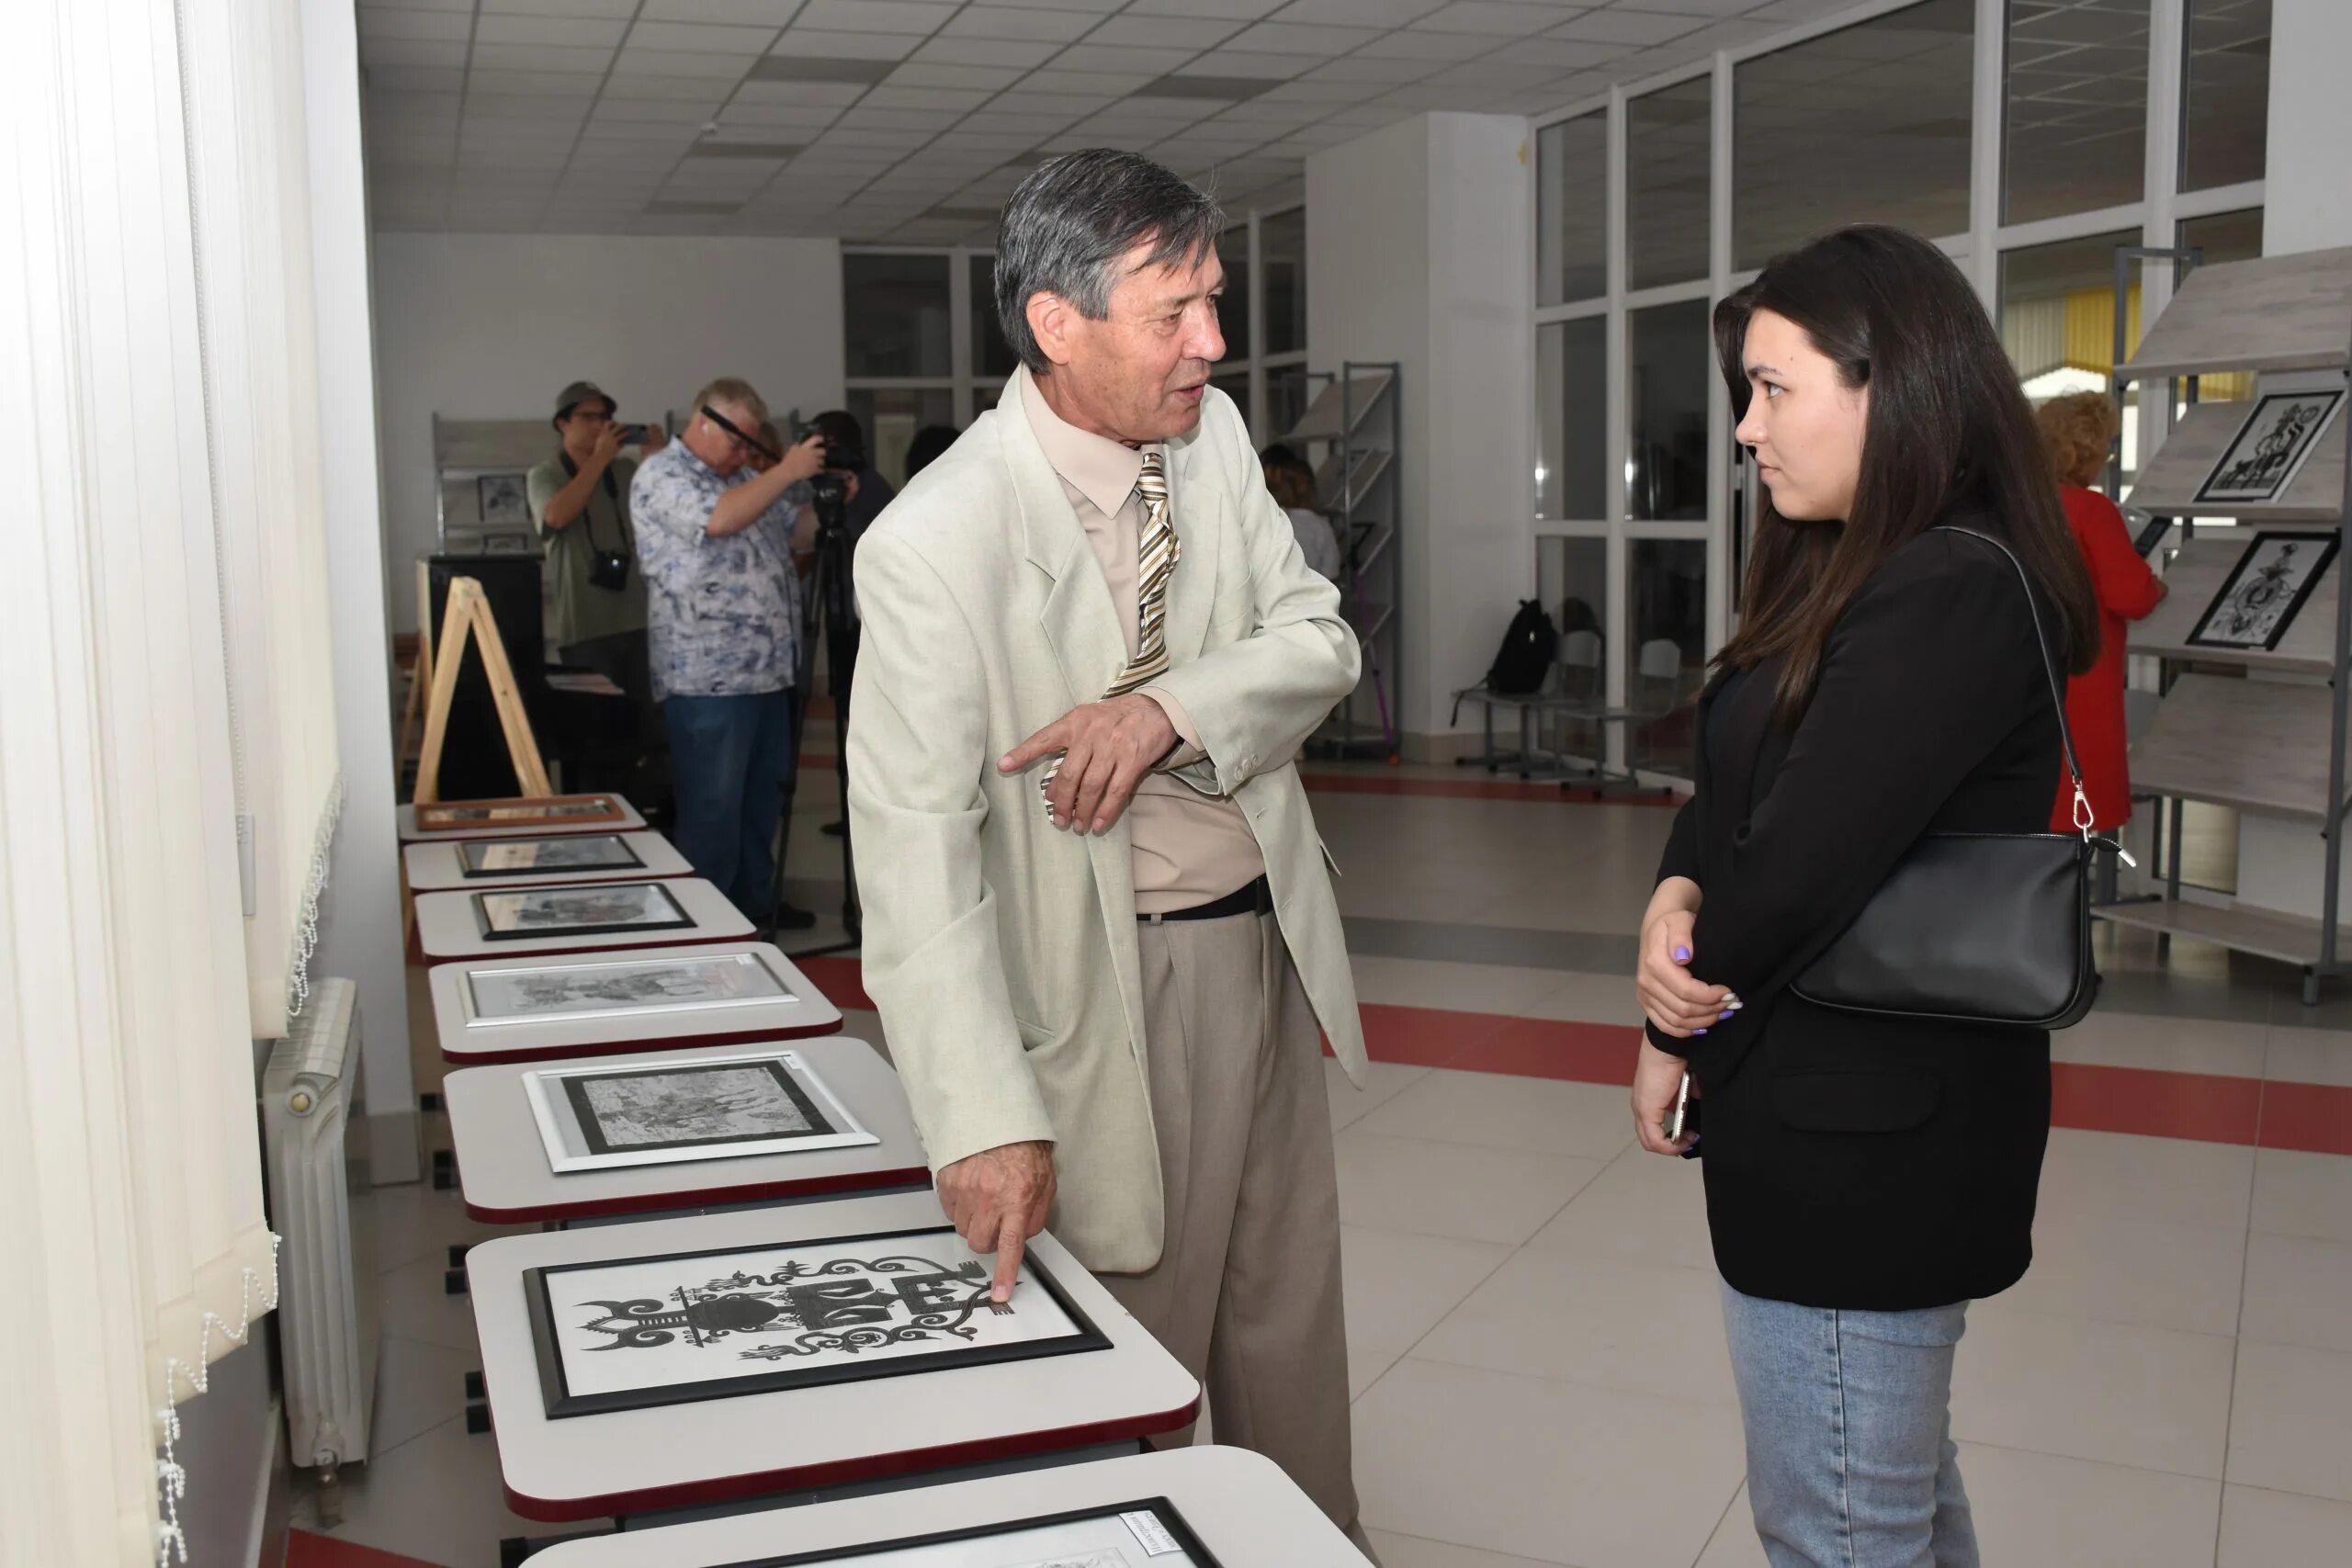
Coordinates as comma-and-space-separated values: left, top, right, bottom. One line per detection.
1673, 945, 1691, 963
1694, 1027, 1709, 1035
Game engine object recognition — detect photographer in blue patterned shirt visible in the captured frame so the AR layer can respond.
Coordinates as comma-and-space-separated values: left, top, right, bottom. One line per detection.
630, 377, 835, 933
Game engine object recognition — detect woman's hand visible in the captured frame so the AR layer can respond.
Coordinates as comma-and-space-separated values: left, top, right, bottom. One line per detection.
1637, 881, 1738, 1039
1633, 1039, 1697, 1156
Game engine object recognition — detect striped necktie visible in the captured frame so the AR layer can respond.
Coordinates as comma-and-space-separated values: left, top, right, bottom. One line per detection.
1040, 449, 1180, 811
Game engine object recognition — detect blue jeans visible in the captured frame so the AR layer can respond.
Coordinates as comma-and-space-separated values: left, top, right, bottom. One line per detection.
1722, 1282, 1977, 1568
663, 689, 793, 925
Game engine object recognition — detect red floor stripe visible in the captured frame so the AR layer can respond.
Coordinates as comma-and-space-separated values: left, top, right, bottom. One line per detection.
817, 957, 2352, 1155
286, 1530, 443, 1568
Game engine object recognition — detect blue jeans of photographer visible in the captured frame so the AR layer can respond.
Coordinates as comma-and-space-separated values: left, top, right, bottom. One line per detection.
1723, 1282, 1977, 1568
664, 688, 793, 925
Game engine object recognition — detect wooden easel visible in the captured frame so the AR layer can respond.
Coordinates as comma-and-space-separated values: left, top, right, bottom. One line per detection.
411, 574, 553, 804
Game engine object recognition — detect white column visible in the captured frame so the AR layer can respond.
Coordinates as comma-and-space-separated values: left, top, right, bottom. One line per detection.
300, 0, 420, 1179
1306, 112, 1535, 753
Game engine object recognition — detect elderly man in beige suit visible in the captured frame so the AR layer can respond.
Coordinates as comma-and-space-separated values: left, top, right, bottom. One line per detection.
846, 149, 1372, 1538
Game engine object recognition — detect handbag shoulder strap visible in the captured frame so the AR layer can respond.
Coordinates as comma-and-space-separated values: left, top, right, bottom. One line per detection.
1931, 524, 2091, 834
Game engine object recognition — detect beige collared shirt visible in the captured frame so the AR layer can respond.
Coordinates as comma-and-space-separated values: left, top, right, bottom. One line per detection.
1021, 371, 1266, 914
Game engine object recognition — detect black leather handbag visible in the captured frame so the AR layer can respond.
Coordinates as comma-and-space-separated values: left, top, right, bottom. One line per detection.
1790, 526, 2130, 1031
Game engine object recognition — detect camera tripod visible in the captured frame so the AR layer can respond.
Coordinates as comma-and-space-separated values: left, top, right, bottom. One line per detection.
773, 479, 862, 955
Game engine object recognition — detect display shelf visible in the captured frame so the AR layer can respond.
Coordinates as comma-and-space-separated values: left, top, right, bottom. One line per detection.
2128, 536, 2340, 675
1314, 446, 1391, 513
2127, 400, 2346, 521
1351, 524, 1393, 576
2120, 244, 2352, 380
1281, 371, 1394, 444
2126, 674, 2338, 821
2094, 897, 2352, 968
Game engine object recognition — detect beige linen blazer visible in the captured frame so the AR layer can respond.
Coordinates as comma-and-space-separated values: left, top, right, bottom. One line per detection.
846, 368, 1368, 1273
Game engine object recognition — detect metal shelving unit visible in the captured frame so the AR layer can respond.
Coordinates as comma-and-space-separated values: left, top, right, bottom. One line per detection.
1282, 361, 1401, 761
2098, 244, 2352, 1003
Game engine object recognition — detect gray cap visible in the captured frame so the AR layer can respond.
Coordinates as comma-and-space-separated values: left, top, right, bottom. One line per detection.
553, 380, 616, 422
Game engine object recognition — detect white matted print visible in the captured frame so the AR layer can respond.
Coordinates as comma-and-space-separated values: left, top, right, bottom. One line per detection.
2195, 389, 2346, 505
458, 950, 797, 1028
522, 1049, 876, 1173
715, 1500, 1223, 1567
2187, 529, 2343, 651
458, 834, 643, 878
524, 1224, 1111, 1416
479, 471, 531, 527
473, 880, 693, 941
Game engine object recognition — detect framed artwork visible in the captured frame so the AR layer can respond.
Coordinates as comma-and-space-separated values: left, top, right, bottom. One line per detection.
458, 833, 643, 878
473, 881, 693, 942
416, 793, 626, 831
479, 472, 531, 527
458, 951, 797, 1029
521, 1049, 877, 1173
2187, 529, 2342, 651
523, 1224, 1112, 1417
718, 1498, 1225, 1567
2194, 389, 2346, 506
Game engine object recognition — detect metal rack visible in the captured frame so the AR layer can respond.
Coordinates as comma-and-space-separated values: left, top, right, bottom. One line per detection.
2093, 244, 2352, 1003
1280, 362, 1402, 761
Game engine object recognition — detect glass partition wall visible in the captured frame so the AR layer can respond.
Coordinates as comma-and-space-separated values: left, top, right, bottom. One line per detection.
1529, 0, 2269, 783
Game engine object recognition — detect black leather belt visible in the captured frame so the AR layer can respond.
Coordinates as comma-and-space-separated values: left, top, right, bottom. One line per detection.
1138, 874, 1272, 925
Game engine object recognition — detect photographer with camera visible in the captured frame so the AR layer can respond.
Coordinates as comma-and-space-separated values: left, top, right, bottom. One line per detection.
631, 378, 827, 934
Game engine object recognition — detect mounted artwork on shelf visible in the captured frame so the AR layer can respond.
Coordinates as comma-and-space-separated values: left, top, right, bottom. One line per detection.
2194, 389, 2346, 506
478, 471, 531, 528
458, 950, 797, 1029
523, 1224, 1111, 1417
474, 881, 693, 942
415, 793, 626, 831
721, 1498, 1226, 1567
2186, 529, 2342, 652
458, 833, 643, 878
522, 1049, 876, 1174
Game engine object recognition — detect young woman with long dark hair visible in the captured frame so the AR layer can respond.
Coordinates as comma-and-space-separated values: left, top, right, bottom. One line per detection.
1629, 226, 2098, 1567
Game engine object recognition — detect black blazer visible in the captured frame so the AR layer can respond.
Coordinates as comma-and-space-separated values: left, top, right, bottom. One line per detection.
1654, 526, 2062, 1311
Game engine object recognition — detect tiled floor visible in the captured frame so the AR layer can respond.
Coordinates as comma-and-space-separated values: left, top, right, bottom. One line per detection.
291, 750, 2352, 1567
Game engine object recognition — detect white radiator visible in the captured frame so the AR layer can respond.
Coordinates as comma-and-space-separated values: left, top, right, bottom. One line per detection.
262, 976, 379, 1480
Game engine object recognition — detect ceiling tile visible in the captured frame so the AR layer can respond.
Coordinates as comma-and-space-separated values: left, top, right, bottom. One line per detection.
1123, 0, 1288, 18
1050, 43, 1203, 73
857, 85, 996, 110
1224, 21, 1386, 55
793, 0, 956, 31
1351, 28, 1497, 60
771, 28, 922, 61
626, 20, 784, 51
942, 6, 1102, 42
815, 127, 936, 150
1268, 0, 1450, 22
747, 54, 897, 82
881, 61, 1028, 90
612, 49, 756, 79
592, 99, 717, 123
1547, 8, 1709, 46
458, 115, 584, 142
1428, 57, 1575, 89
963, 0, 1125, 11
480, 0, 639, 17
1162, 50, 1306, 80
720, 101, 845, 127
1141, 73, 1280, 99
462, 92, 594, 119
464, 70, 605, 96
1505, 37, 1634, 68
467, 42, 615, 73
1412, 2, 1576, 37
1304, 55, 1442, 84
1250, 78, 1367, 103
1085, 15, 1246, 49
959, 108, 1095, 134
600, 75, 735, 103
1020, 69, 1158, 95
639, 0, 809, 21
470, 14, 628, 47
906, 37, 1065, 68
838, 101, 975, 129
1614, 0, 1764, 15
358, 8, 473, 42
361, 39, 469, 69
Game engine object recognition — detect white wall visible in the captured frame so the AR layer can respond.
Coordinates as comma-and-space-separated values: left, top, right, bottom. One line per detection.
1308, 113, 1533, 748
2261, 0, 2352, 257
370, 232, 846, 631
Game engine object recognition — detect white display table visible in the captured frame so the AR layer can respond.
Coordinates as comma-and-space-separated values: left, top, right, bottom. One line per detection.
429, 942, 842, 1065
526, 1446, 1363, 1565
468, 1192, 1200, 1522
414, 876, 752, 963
403, 831, 690, 892
443, 1037, 929, 1224
397, 796, 649, 843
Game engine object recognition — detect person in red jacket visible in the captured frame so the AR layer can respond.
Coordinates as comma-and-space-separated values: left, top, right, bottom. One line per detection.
2035, 392, 2167, 830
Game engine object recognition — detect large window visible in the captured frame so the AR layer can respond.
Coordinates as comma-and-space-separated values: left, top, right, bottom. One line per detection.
1536, 317, 1606, 521
1208, 206, 1310, 445
969, 254, 1017, 381
1215, 224, 1251, 367
1261, 208, 1307, 356
1628, 300, 1712, 523
2181, 0, 2270, 191
2003, 0, 2150, 224
1537, 112, 1607, 305
1628, 81, 1709, 291
842, 254, 952, 379
1733, 0, 1974, 269
1999, 227, 2141, 401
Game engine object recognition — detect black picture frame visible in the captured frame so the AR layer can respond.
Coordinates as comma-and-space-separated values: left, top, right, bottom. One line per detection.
2185, 529, 2342, 652
716, 1496, 1227, 1568
560, 1057, 836, 1158
457, 834, 644, 879
473, 880, 694, 942
2193, 389, 2346, 506
523, 1224, 1113, 1419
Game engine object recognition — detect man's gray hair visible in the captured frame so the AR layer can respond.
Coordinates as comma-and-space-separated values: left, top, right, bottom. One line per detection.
994, 150, 1224, 375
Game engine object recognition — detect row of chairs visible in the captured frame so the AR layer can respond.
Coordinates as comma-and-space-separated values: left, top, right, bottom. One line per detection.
1455, 633, 1697, 788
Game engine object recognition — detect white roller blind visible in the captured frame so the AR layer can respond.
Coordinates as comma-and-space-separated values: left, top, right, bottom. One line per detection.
0, 0, 341, 1559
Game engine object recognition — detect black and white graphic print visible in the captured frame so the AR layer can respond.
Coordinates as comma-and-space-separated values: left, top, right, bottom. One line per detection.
522, 1050, 876, 1173
459, 834, 643, 877
474, 881, 692, 941
715, 1499, 1222, 1568
2196, 389, 2346, 505
463, 951, 792, 1026
2188, 529, 2342, 651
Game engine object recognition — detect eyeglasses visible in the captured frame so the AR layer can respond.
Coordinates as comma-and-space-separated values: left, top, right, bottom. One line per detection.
700, 404, 780, 462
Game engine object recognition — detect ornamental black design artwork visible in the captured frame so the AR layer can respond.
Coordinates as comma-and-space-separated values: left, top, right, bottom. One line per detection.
473, 880, 694, 941
2188, 529, 2342, 652
2196, 389, 2346, 506
462, 952, 791, 1027
525, 1225, 1110, 1417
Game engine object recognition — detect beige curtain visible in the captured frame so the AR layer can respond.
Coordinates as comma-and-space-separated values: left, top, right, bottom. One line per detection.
0, 0, 340, 1559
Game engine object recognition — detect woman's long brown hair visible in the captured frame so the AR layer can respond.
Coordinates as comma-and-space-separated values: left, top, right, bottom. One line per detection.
1714, 226, 2099, 724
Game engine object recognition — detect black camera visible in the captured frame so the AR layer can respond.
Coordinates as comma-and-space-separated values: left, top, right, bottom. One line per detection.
587, 548, 631, 592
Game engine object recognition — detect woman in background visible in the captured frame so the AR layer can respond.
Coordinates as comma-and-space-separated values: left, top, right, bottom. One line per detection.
1261, 447, 1343, 581
2034, 391, 2167, 832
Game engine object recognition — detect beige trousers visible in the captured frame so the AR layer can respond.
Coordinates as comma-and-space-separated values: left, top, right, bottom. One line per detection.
1099, 908, 1362, 1532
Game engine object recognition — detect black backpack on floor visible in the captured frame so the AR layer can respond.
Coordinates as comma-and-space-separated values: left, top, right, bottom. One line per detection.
1482, 599, 1559, 695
